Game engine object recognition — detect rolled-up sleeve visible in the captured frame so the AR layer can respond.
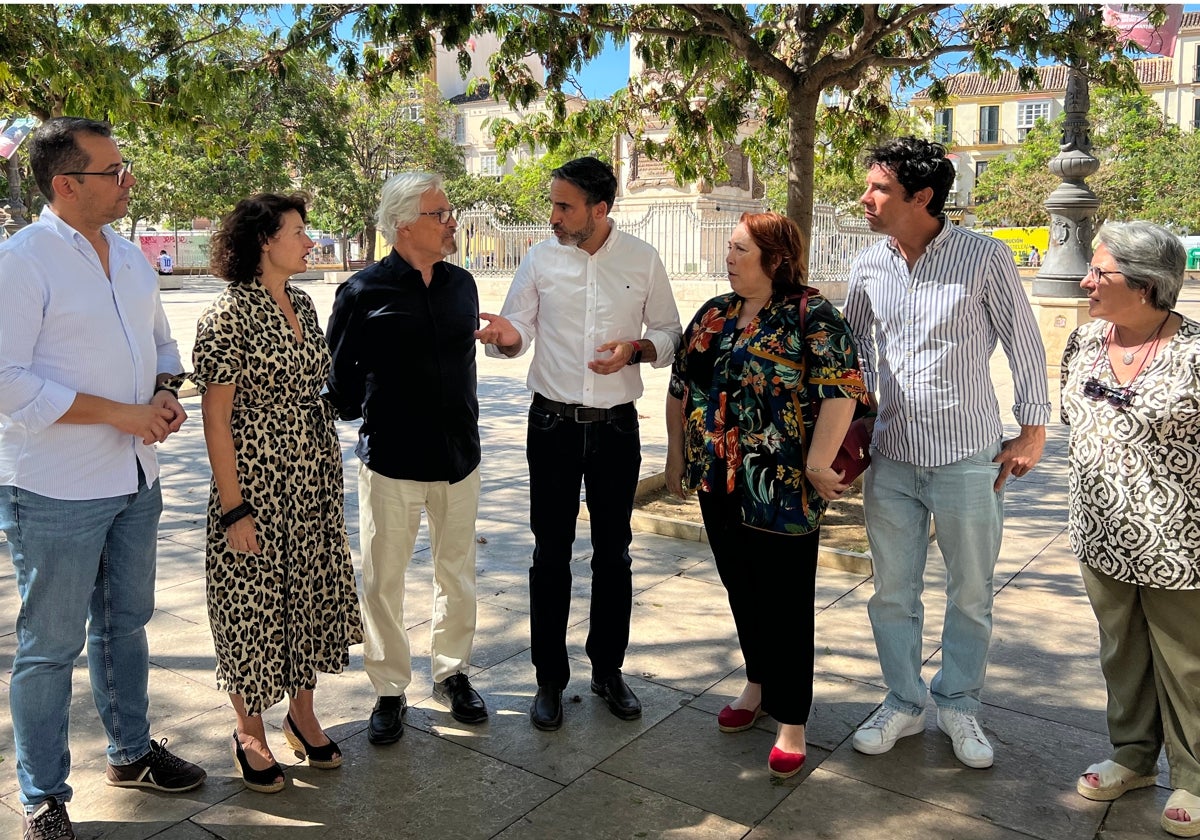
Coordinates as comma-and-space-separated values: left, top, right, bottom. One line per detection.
985, 251, 1051, 426
0, 252, 76, 432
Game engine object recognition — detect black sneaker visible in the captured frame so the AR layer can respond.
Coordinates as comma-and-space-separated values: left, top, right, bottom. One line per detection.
105, 738, 207, 792
23, 797, 75, 840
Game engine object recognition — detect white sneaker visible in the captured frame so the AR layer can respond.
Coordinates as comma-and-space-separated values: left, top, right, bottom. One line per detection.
937, 707, 994, 768
852, 706, 926, 755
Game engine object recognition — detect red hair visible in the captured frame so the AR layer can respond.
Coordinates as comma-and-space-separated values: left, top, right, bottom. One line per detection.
739, 212, 808, 293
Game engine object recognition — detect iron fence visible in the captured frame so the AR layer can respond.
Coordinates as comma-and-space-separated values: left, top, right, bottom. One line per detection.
448, 202, 881, 303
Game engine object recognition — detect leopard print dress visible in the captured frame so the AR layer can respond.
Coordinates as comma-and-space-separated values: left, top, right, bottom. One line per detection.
192, 281, 363, 715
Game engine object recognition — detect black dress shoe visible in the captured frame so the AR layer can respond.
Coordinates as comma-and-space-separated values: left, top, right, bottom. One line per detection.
530, 686, 564, 731
433, 673, 488, 724
590, 671, 642, 720
368, 695, 406, 745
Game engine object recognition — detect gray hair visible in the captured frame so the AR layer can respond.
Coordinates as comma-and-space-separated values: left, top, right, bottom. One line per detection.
1094, 221, 1185, 310
376, 172, 444, 247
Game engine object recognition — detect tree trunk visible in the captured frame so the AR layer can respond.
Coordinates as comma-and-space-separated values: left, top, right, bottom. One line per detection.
786, 88, 823, 275
364, 223, 377, 262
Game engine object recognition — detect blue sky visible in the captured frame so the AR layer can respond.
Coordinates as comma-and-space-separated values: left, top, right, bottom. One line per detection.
574, 37, 631, 99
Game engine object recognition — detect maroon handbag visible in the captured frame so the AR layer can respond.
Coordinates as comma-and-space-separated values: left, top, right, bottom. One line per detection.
832, 415, 873, 483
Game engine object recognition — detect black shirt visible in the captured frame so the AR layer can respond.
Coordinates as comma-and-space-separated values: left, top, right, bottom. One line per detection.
325, 251, 480, 483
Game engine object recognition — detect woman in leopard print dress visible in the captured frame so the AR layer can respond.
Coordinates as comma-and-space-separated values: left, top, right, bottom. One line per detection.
192, 194, 362, 793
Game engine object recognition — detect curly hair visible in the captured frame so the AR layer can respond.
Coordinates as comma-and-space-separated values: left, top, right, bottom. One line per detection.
209, 193, 308, 285
865, 137, 956, 217
738, 211, 808, 293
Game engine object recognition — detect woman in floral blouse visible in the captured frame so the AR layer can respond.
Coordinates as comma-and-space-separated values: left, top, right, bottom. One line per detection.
1062, 221, 1200, 837
665, 211, 867, 779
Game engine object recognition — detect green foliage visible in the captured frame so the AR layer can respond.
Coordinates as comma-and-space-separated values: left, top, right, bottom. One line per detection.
973, 89, 1200, 232
307, 77, 465, 259
973, 120, 1062, 227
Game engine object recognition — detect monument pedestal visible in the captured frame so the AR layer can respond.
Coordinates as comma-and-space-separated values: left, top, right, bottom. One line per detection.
1033, 297, 1092, 375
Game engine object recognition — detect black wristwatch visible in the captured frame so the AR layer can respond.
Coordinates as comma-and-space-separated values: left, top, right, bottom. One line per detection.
626, 341, 644, 366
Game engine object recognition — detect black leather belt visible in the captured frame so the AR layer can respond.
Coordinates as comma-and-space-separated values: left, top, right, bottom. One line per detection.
532, 393, 635, 423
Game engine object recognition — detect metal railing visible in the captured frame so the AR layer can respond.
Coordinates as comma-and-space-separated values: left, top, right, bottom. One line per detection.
448, 202, 882, 303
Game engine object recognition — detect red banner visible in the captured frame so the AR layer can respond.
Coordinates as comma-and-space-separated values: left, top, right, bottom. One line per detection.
1103, 4, 1183, 57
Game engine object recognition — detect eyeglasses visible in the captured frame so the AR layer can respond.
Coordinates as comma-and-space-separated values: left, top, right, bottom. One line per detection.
417, 209, 455, 225
1082, 376, 1134, 409
60, 160, 135, 187
1086, 265, 1122, 283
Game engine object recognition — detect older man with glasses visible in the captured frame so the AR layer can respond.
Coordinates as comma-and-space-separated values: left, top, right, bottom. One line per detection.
325, 172, 488, 744
0, 117, 205, 840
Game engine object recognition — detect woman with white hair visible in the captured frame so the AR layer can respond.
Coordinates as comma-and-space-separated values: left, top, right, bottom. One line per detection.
1062, 221, 1200, 837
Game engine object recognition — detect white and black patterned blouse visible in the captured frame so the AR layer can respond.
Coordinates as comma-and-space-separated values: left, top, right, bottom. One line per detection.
1061, 315, 1200, 589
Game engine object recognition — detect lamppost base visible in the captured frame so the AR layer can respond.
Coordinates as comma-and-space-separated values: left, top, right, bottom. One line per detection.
1032, 296, 1093, 375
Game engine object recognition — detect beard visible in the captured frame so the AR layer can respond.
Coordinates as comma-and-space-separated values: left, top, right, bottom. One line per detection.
553, 217, 595, 247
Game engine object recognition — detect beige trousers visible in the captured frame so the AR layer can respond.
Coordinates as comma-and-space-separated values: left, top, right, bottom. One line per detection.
359, 464, 481, 695
1080, 562, 1200, 794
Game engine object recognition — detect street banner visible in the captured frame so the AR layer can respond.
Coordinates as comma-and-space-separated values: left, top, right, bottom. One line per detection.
0, 117, 38, 159
1103, 4, 1183, 57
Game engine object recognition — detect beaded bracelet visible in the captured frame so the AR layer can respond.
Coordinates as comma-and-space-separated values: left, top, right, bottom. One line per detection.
219, 502, 253, 528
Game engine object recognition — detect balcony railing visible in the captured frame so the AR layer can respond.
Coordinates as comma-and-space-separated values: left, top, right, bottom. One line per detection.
974, 128, 1015, 145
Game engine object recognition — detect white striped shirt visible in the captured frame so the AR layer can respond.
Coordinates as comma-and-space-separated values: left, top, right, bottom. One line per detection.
0, 207, 181, 499
843, 219, 1050, 467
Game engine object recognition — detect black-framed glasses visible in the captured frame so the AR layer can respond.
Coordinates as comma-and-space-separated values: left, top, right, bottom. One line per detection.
60, 160, 134, 187
1082, 376, 1135, 409
417, 208, 455, 224
1086, 265, 1122, 283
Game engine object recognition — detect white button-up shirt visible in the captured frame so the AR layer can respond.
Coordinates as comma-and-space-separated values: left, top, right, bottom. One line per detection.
843, 220, 1050, 467
489, 221, 682, 408
0, 207, 181, 499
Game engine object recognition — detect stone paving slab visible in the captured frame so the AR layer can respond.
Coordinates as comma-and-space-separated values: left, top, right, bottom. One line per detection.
4, 276, 1198, 837
745, 768, 1041, 840
493, 769, 748, 840
820, 701, 1113, 840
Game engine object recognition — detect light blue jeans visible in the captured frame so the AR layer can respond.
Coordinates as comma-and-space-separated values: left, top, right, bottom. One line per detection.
863, 443, 1004, 716
1, 477, 161, 809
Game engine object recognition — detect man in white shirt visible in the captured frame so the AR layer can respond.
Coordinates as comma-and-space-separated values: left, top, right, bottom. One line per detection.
476, 156, 682, 731
842, 137, 1050, 770
0, 117, 205, 840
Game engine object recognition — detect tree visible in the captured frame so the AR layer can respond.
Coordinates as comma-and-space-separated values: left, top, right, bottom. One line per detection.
278, 4, 1141, 267
308, 77, 465, 262
973, 88, 1200, 231
972, 120, 1062, 227
123, 38, 351, 236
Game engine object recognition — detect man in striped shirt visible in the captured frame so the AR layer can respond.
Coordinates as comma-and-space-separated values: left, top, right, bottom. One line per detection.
842, 137, 1050, 770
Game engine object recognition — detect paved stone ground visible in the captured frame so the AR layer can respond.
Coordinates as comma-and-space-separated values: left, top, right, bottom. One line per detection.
2, 275, 1198, 840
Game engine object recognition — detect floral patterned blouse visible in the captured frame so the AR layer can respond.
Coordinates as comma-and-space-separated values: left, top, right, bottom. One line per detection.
669, 289, 867, 535
1061, 315, 1200, 589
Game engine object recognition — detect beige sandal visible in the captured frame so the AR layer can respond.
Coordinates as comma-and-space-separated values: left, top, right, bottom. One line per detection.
1075, 759, 1157, 801
1162, 789, 1200, 838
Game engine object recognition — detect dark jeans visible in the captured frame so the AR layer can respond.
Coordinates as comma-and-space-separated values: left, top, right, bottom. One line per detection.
698, 486, 819, 725
526, 401, 641, 687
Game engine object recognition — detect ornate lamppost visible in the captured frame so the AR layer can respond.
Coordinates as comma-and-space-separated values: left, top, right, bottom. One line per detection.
1030, 64, 1097, 370
1033, 65, 1100, 298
